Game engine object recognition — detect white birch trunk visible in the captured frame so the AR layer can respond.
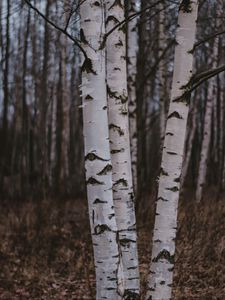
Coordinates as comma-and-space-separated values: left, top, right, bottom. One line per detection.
146, 1, 198, 299
127, 0, 139, 193
196, 37, 218, 203
80, 2, 120, 299
105, 0, 140, 298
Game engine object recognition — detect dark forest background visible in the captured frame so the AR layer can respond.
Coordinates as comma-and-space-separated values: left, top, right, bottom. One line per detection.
0, 0, 225, 201
0, 0, 225, 299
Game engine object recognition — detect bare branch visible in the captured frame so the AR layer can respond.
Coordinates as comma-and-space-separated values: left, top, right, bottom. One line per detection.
192, 29, 225, 52
100, 0, 169, 49
173, 64, 225, 102
23, 0, 88, 61
138, 39, 176, 92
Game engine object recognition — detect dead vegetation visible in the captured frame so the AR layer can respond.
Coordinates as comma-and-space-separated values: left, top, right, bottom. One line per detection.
0, 190, 225, 299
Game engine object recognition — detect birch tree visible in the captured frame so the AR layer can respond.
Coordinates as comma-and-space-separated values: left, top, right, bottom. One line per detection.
146, 1, 199, 298
80, 1, 120, 299
105, 0, 140, 298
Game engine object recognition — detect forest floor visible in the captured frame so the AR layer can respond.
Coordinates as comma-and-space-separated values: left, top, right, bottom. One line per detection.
0, 188, 225, 299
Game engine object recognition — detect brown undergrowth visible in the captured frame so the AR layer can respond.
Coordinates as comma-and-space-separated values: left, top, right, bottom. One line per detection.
0, 189, 225, 299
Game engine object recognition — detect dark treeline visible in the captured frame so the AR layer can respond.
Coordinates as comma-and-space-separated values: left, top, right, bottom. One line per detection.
0, 0, 225, 202
0, 0, 84, 199
137, 0, 225, 202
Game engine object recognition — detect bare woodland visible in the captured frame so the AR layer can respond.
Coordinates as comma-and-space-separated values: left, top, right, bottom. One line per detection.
1, 0, 225, 299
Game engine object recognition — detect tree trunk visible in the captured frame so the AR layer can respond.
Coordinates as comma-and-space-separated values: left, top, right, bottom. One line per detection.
50, 78, 57, 188
106, 0, 140, 298
127, 0, 138, 193
146, 1, 199, 298
1, 0, 10, 190
159, 2, 167, 143
21, 8, 31, 194
181, 98, 197, 188
196, 36, 218, 202
80, 2, 120, 299
219, 71, 225, 189
59, 30, 70, 192
39, 0, 51, 195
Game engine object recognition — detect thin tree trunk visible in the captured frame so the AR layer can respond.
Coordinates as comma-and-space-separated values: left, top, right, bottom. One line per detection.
30, 3, 39, 185
159, 2, 167, 143
136, 0, 151, 203
59, 31, 70, 191
39, 0, 51, 195
146, 1, 199, 298
181, 99, 197, 188
106, 0, 140, 298
127, 0, 138, 193
196, 36, 218, 203
21, 8, 31, 193
70, 43, 83, 193
219, 72, 225, 189
1, 0, 10, 189
80, 2, 120, 299
59, 2, 70, 191
0, 2, 3, 64
50, 78, 57, 188
222, 74, 225, 189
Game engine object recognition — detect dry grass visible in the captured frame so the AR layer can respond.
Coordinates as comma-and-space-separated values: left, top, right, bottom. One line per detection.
0, 189, 225, 299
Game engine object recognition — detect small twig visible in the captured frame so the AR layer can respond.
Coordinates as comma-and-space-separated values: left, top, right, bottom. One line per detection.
138, 39, 176, 91
192, 29, 225, 52
174, 64, 225, 102
23, 0, 88, 62
100, 0, 168, 49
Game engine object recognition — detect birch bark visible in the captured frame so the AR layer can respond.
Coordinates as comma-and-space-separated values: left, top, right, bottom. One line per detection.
196, 37, 219, 203
146, 1, 198, 298
106, 0, 140, 298
80, 1, 120, 299
127, 0, 139, 193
